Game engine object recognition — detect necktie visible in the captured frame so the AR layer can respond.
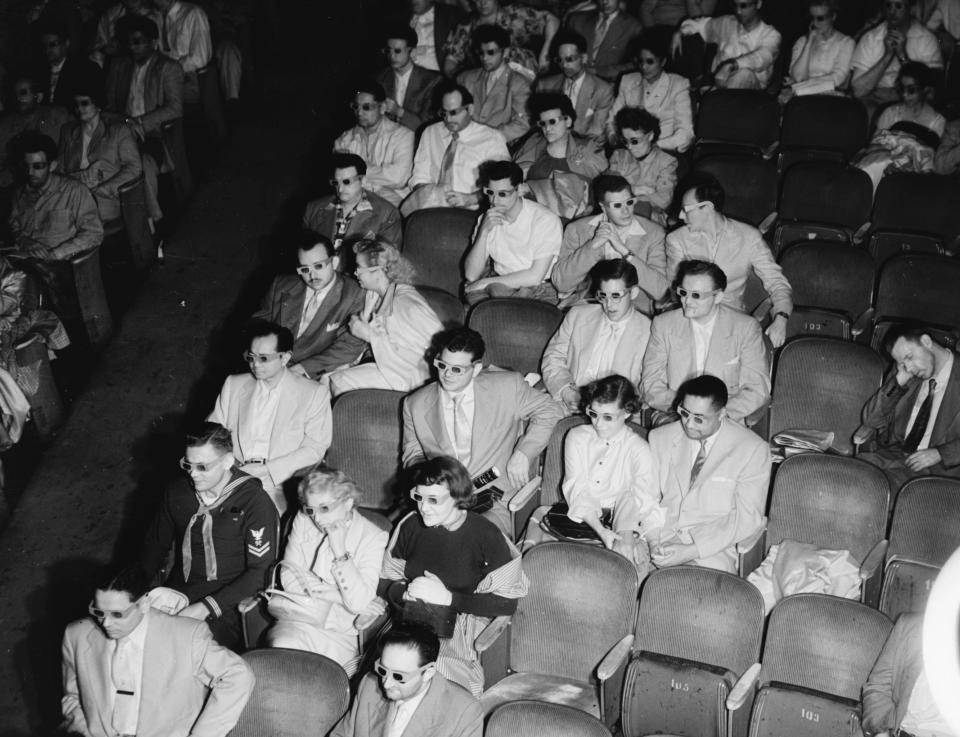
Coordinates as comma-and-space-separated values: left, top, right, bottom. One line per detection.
111, 639, 136, 734
383, 701, 400, 737
298, 288, 323, 337
689, 440, 708, 488
485, 70, 496, 94
563, 78, 575, 105
182, 477, 244, 581
452, 394, 472, 465
591, 15, 611, 63
904, 379, 937, 453
438, 130, 459, 189
161, 10, 171, 53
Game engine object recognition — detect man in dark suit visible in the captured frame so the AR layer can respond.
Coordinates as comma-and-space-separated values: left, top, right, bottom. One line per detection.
104, 14, 183, 222
855, 324, 960, 495
376, 24, 442, 134
331, 623, 482, 737
252, 232, 365, 379
408, 0, 464, 74
567, 0, 643, 82
35, 19, 103, 108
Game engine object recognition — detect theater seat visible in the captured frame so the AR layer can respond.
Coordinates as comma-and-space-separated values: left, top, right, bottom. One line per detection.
693, 154, 778, 229
467, 298, 563, 376
487, 701, 613, 737
778, 95, 869, 172
403, 207, 477, 295
417, 285, 464, 329
692, 90, 780, 161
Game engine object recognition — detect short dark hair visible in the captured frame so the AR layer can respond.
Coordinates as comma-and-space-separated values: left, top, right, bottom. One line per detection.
11, 70, 42, 93
550, 28, 587, 55
435, 80, 474, 108
379, 622, 441, 666
94, 566, 150, 601
898, 61, 935, 90
250, 321, 294, 352
632, 27, 670, 62
296, 230, 335, 259
589, 258, 638, 291
117, 14, 159, 43
614, 106, 661, 143
473, 24, 511, 51
411, 456, 474, 508
72, 70, 106, 108
581, 374, 641, 415
354, 79, 387, 103
682, 172, 725, 211
882, 322, 939, 355
677, 375, 728, 411
34, 19, 69, 43
675, 259, 727, 291
15, 131, 58, 162
185, 422, 233, 454
440, 327, 486, 362
331, 151, 367, 177
530, 91, 576, 124
478, 159, 523, 187
384, 24, 419, 49
594, 172, 632, 201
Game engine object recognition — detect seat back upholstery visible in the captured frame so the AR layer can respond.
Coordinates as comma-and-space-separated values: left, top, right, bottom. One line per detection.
325, 389, 406, 510
487, 701, 613, 737
635, 566, 764, 676
768, 337, 885, 456
693, 154, 778, 227
888, 477, 960, 565
696, 90, 780, 149
467, 298, 563, 375
778, 241, 875, 320
777, 161, 873, 228
417, 286, 464, 329
510, 542, 638, 681
871, 172, 960, 239
766, 454, 890, 563
874, 254, 960, 330
779, 96, 869, 159
403, 207, 477, 295
761, 594, 892, 701
234, 648, 349, 737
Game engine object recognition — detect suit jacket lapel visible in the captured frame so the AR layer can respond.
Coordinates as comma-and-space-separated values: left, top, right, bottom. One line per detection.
84, 624, 114, 722
401, 675, 443, 736
137, 613, 162, 732
281, 279, 308, 334
931, 353, 960, 441
428, 384, 456, 455
577, 74, 594, 123
304, 277, 345, 336
703, 308, 733, 376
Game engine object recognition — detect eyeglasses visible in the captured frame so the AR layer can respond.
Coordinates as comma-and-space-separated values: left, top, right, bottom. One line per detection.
350, 102, 378, 112
440, 106, 467, 119
88, 601, 139, 620
676, 286, 718, 300
482, 187, 516, 199
433, 358, 475, 375
303, 498, 345, 516
537, 117, 566, 128
128, 34, 151, 47
557, 54, 580, 63
44, 40, 62, 48
330, 176, 360, 187
586, 407, 625, 422
625, 136, 649, 146
74, 99, 94, 108
604, 197, 637, 210
15, 88, 33, 96
295, 259, 332, 275
885, 1, 905, 8
596, 291, 628, 303
179, 456, 226, 473
640, 56, 660, 66
410, 489, 448, 505
480, 47, 502, 57
734, 1, 756, 8
681, 201, 710, 215
898, 83, 919, 94
355, 264, 383, 276
810, 13, 828, 20
374, 659, 431, 684
24, 162, 50, 171
383, 46, 407, 55
677, 405, 716, 425
243, 350, 283, 364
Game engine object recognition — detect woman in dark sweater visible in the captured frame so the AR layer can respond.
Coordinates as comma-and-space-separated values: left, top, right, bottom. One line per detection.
379, 456, 528, 695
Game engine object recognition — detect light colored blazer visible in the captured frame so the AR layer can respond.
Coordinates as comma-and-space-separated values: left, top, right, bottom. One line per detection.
641, 305, 770, 422
208, 368, 333, 487
649, 418, 771, 572
105, 52, 184, 135
541, 303, 651, 403
457, 66, 531, 143
61, 610, 254, 737
862, 613, 923, 735
607, 71, 694, 153
331, 670, 483, 737
536, 71, 614, 139
402, 370, 565, 492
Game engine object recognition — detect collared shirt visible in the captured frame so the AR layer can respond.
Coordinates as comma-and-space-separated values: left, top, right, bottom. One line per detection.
691, 309, 720, 374
127, 55, 155, 117
160, 0, 213, 73
244, 369, 287, 463
394, 65, 413, 107
563, 71, 586, 108
479, 198, 563, 277
332, 118, 414, 206
905, 352, 954, 450
852, 21, 943, 90
9, 173, 104, 260
607, 71, 694, 153
789, 30, 855, 92
111, 608, 149, 735
688, 15, 782, 87
484, 64, 507, 92
410, 7, 439, 71
298, 277, 336, 338
440, 381, 476, 463
581, 314, 629, 384
410, 120, 509, 196
586, 213, 648, 261
389, 684, 432, 737
49, 58, 66, 101
900, 666, 954, 737
686, 424, 722, 483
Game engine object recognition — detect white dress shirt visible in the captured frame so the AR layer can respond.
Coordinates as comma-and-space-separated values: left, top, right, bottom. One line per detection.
789, 30, 855, 93
852, 21, 943, 90
49, 58, 66, 101
563, 71, 586, 108
905, 353, 954, 450
126, 57, 153, 117
686, 426, 721, 485
410, 7, 440, 71
581, 315, 629, 384
440, 381, 475, 464
410, 120, 510, 194
691, 309, 720, 374
111, 609, 149, 736
388, 684, 431, 737
478, 198, 563, 278
242, 371, 285, 463
687, 15, 782, 87
298, 277, 336, 338
160, 0, 213, 73
333, 118, 414, 205
394, 65, 413, 107
899, 667, 955, 737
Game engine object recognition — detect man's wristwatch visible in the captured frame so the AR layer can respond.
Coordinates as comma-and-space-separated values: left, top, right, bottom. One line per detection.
774, 311, 790, 321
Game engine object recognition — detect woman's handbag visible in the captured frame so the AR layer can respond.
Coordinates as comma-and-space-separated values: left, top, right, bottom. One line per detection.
539, 502, 610, 544
263, 559, 333, 627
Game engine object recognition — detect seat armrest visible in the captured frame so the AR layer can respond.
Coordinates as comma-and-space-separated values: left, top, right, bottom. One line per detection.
859, 539, 888, 607
852, 221, 871, 245
507, 476, 541, 513
597, 634, 634, 682
737, 521, 766, 577
759, 211, 778, 235
851, 307, 876, 340
761, 141, 779, 159
238, 595, 261, 614
475, 615, 511, 654
727, 663, 761, 711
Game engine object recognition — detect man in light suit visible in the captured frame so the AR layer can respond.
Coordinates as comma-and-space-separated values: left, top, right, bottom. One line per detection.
61, 566, 254, 737
642, 260, 770, 426
331, 623, 482, 737
535, 29, 613, 141
402, 327, 564, 535
252, 232, 365, 380
208, 322, 332, 513
566, 0, 643, 82
541, 258, 651, 414
854, 324, 960, 496
456, 25, 531, 144
648, 375, 771, 573
376, 24, 443, 134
